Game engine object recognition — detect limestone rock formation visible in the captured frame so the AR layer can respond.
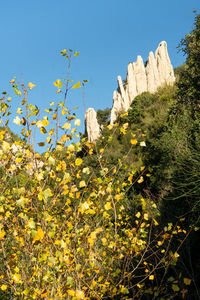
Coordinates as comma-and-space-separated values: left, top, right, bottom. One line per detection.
85, 108, 100, 142
85, 41, 175, 140
110, 41, 175, 124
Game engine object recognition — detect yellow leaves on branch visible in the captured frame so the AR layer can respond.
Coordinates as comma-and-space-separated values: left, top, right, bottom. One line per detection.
0, 228, 6, 239
74, 119, 81, 126
53, 79, 62, 88
75, 158, 83, 166
32, 227, 45, 244
1, 284, 7, 291
130, 138, 138, 145
71, 81, 81, 89
67, 289, 85, 299
137, 176, 144, 184
63, 123, 71, 130
28, 82, 36, 90
104, 202, 112, 211
13, 273, 21, 283
79, 180, 86, 188
88, 228, 103, 246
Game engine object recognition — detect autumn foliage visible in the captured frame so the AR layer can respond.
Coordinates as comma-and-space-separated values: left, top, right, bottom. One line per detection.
0, 49, 194, 299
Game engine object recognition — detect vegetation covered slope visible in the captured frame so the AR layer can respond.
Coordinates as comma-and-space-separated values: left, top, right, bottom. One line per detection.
0, 13, 200, 300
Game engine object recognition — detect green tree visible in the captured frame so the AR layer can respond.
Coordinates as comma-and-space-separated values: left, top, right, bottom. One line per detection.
177, 13, 200, 108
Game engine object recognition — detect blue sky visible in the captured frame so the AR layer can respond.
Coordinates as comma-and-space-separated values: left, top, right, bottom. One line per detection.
0, 0, 199, 146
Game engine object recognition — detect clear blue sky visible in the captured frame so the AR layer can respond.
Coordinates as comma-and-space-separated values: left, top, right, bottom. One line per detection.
0, 0, 199, 145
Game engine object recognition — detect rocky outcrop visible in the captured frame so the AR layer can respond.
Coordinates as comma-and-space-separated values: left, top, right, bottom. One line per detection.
110, 41, 175, 124
85, 108, 100, 142
85, 41, 175, 140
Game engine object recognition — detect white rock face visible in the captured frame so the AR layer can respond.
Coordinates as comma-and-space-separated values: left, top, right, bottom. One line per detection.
110, 41, 175, 124
85, 108, 100, 142
85, 41, 175, 140
146, 51, 160, 93
155, 41, 175, 86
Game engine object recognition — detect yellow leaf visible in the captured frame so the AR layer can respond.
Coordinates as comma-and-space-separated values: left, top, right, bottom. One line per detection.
137, 176, 144, 184
40, 127, 47, 134
1, 284, 7, 291
41, 291, 48, 298
60, 134, 67, 142
63, 123, 71, 130
79, 180, 86, 188
172, 284, 180, 292
128, 174, 133, 182
104, 202, 112, 210
15, 157, 23, 163
184, 278, 192, 285
101, 238, 107, 245
135, 212, 141, 218
28, 82, 36, 90
144, 213, 148, 221
75, 158, 83, 166
42, 119, 49, 126
0, 229, 6, 240
100, 148, 104, 153
74, 119, 81, 126
153, 218, 159, 226
46, 136, 51, 143
140, 141, 146, 147
33, 227, 44, 244
67, 289, 75, 296
71, 82, 81, 89
149, 275, 154, 280
76, 290, 85, 299
53, 79, 62, 88
13, 273, 21, 283
68, 144, 75, 151
49, 129, 54, 136
130, 138, 138, 145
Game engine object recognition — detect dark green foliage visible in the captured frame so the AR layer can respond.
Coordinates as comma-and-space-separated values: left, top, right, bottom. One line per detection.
96, 107, 111, 125
177, 13, 200, 108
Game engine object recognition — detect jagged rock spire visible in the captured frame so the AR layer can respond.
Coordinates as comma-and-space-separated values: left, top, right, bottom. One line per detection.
85, 108, 100, 142
85, 41, 175, 140
110, 41, 175, 124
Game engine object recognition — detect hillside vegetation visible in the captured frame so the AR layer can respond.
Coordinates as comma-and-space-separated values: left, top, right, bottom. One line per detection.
0, 13, 200, 300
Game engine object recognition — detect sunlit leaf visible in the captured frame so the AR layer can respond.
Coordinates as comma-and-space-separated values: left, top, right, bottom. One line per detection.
75, 158, 83, 166
32, 227, 45, 244
71, 81, 81, 89
28, 82, 36, 90
53, 79, 62, 88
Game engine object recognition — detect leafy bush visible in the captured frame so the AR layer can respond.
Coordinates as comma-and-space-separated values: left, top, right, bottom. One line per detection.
0, 50, 192, 299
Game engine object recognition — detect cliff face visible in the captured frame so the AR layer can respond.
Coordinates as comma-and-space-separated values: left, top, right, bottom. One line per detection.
85, 41, 175, 141
111, 41, 175, 124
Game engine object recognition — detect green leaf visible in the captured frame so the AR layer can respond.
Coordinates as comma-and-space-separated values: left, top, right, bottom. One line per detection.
74, 51, 79, 57
71, 82, 81, 89
66, 276, 74, 287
